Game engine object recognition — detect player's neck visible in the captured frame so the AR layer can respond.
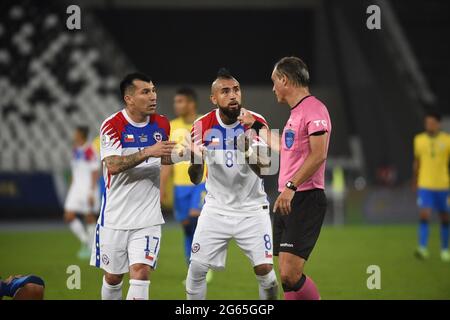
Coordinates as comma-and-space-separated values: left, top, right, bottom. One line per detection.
286, 88, 311, 109
426, 130, 440, 137
218, 109, 237, 125
125, 107, 148, 124
182, 112, 197, 124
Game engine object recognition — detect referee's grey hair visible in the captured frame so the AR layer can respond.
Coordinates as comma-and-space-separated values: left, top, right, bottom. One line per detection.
274, 56, 310, 87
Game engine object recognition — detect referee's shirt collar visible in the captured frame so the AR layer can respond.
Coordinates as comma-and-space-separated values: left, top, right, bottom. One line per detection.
291, 95, 313, 111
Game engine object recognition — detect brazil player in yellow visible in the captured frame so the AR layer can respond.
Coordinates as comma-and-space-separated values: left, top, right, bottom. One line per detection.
160, 88, 208, 266
413, 111, 450, 262
92, 135, 106, 212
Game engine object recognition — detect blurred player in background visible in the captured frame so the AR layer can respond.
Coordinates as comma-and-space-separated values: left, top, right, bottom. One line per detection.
160, 88, 207, 266
92, 135, 106, 210
91, 73, 177, 300
239, 56, 331, 300
413, 111, 450, 262
0, 275, 45, 300
64, 126, 100, 259
185, 68, 278, 300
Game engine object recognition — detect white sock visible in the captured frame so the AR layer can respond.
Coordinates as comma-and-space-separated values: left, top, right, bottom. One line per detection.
256, 269, 279, 300
186, 261, 209, 300
126, 279, 150, 300
102, 276, 123, 300
69, 219, 88, 244
85, 223, 96, 249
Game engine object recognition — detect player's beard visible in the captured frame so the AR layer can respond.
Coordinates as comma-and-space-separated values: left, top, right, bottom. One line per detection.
218, 102, 241, 121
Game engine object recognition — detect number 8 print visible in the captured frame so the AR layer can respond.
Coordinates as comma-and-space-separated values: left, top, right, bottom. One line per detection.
225, 150, 234, 168
264, 234, 272, 250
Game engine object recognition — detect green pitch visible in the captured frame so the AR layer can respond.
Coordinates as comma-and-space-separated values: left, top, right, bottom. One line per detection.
1, 224, 449, 299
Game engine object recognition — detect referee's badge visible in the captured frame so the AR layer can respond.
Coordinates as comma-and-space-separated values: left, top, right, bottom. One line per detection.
285, 129, 295, 149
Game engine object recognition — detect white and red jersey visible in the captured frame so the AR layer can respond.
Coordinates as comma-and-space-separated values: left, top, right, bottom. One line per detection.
99, 109, 170, 230
70, 143, 98, 194
191, 108, 269, 216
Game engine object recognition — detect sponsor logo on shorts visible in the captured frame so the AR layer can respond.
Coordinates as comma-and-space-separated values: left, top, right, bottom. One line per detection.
280, 243, 294, 248
102, 254, 110, 265
192, 243, 200, 253
265, 251, 273, 258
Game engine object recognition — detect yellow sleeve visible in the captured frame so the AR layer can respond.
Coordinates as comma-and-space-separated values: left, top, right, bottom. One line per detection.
92, 136, 101, 155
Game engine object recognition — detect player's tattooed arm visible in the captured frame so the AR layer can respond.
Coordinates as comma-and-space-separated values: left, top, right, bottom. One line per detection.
104, 151, 149, 175
161, 156, 174, 165
104, 141, 176, 175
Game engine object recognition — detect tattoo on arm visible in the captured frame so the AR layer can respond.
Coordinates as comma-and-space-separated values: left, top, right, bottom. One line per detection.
161, 156, 173, 165
104, 150, 147, 175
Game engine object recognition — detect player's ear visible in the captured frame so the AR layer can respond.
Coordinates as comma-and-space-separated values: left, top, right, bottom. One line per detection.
124, 94, 133, 106
210, 94, 217, 106
281, 74, 288, 87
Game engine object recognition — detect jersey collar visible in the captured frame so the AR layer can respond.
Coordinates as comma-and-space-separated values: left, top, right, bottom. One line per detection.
215, 108, 240, 128
291, 95, 313, 111
122, 109, 149, 128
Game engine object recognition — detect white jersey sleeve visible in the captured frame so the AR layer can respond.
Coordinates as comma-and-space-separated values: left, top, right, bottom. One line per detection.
100, 113, 123, 160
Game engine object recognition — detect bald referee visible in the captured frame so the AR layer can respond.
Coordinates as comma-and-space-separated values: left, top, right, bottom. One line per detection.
239, 56, 331, 300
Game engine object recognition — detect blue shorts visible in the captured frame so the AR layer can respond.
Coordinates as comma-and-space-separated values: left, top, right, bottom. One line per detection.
174, 183, 206, 222
417, 188, 449, 213
0, 275, 45, 297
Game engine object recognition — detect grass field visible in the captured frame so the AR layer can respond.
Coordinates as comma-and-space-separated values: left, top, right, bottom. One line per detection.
1, 224, 449, 300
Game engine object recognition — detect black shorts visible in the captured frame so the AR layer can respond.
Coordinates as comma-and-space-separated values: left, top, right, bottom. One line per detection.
273, 189, 327, 260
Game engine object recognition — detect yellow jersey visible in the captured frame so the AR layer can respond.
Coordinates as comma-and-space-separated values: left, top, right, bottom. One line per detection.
414, 131, 450, 190
170, 116, 206, 186
92, 135, 101, 155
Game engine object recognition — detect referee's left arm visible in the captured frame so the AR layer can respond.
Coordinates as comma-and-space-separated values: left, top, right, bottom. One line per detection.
274, 132, 328, 215
290, 132, 328, 187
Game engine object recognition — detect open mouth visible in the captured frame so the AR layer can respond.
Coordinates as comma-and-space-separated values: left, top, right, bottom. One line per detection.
228, 102, 239, 109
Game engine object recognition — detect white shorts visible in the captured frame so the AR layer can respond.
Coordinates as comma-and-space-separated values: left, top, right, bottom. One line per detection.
64, 186, 100, 215
190, 209, 273, 270
90, 224, 162, 275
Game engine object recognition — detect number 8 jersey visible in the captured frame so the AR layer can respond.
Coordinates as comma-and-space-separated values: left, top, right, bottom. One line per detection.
191, 108, 270, 216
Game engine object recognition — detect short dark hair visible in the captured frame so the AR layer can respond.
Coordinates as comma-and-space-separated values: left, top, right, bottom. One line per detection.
216, 67, 235, 80
120, 72, 151, 98
176, 87, 198, 102
76, 125, 89, 140
425, 110, 442, 122
274, 56, 310, 87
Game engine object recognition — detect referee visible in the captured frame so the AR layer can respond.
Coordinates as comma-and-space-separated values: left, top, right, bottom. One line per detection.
239, 56, 331, 300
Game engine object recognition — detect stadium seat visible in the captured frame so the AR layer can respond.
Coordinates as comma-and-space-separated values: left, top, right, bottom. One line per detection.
0, 1, 125, 172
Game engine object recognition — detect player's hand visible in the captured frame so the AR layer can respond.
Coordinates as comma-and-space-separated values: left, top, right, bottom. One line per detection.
273, 188, 295, 215
236, 133, 251, 153
181, 135, 205, 164
145, 141, 177, 158
238, 108, 256, 127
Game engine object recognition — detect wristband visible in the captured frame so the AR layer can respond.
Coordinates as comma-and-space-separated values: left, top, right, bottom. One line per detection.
250, 120, 265, 135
